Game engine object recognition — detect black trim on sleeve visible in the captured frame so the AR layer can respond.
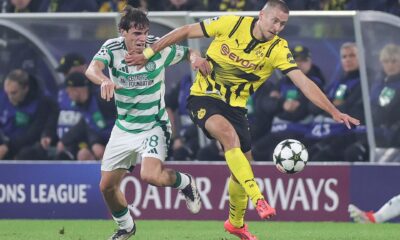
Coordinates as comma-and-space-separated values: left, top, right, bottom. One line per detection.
200, 21, 210, 38
266, 39, 281, 57
282, 67, 298, 75
229, 16, 244, 38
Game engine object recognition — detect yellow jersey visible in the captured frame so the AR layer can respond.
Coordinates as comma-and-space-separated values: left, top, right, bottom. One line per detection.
193, 15, 298, 108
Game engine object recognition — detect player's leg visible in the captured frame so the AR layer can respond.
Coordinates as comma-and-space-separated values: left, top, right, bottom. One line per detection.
139, 127, 201, 214
100, 170, 135, 234
101, 126, 139, 239
374, 194, 400, 223
206, 115, 275, 218
224, 175, 258, 240
349, 194, 400, 223
205, 114, 263, 203
187, 96, 274, 219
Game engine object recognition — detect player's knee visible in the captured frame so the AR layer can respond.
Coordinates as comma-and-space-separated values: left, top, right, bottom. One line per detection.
99, 181, 118, 195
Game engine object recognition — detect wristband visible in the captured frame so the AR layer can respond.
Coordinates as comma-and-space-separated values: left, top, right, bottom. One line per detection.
143, 47, 155, 59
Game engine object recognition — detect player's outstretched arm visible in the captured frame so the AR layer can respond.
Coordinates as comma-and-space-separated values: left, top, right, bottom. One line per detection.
287, 69, 360, 129
125, 23, 205, 66
85, 60, 116, 102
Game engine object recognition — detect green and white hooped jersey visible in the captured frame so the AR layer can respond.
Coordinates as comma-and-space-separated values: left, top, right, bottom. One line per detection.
93, 36, 189, 133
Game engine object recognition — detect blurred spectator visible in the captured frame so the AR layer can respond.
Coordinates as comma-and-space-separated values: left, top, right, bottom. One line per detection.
345, 43, 400, 162
375, 0, 400, 17
98, 0, 148, 12
0, 69, 58, 160
370, 43, 400, 148
56, 52, 87, 76
307, 42, 366, 162
2, 0, 41, 12
252, 45, 326, 161
52, 53, 88, 159
38, 0, 98, 12
165, 74, 199, 160
304, 0, 347, 10
58, 72, 116, 160
16, 53, 106, 161
208, 0, 253, 11
196, 140, 225, 161
163, 0, 206, 11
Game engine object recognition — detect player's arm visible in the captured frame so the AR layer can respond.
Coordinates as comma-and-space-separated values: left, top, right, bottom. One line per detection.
152, 23, 204, 54
126, 23, 205, 66
86, 60, 108, 85
85, 60, 115, 101
287, 69, 360, 129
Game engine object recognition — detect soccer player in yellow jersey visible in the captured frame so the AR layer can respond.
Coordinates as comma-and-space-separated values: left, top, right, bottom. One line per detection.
126, 1, 360, 239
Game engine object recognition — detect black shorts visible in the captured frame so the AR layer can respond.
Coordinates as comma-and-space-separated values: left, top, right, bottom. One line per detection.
186, 96, 252, 153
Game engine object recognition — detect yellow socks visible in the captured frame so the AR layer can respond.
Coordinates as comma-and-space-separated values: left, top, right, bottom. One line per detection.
228, 177, 248, 228
225, 148, 264, 206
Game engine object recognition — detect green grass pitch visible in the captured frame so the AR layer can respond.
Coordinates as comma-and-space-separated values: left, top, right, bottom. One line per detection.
0, 220, 398, 240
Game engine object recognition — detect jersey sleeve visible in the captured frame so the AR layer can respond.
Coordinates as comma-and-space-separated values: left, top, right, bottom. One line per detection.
200, 15, 238, 38
271, 39, 298, 74
163, 44, 189, 67
93, 40, 114, 68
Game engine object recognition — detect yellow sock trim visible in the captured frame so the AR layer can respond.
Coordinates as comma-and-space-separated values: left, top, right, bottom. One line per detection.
225, 148, 264, 206
228, 177, 248, 228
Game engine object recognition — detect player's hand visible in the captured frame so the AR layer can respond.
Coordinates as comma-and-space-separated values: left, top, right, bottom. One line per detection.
125, 52, 148, 68
191, 56, 211, 76
101, 78, 116, 101
332, 111, 360, 129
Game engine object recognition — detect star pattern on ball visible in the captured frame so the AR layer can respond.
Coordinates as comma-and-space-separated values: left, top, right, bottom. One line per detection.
281, 139, 296, 148
273, 151, 285, 168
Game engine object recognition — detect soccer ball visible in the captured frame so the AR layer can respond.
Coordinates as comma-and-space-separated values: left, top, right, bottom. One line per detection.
272, 139, 308, 174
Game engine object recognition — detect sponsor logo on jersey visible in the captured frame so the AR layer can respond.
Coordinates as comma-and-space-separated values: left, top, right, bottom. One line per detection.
197, 108, 206, 120
220, 44, 263, 70
119, 75, 154, 88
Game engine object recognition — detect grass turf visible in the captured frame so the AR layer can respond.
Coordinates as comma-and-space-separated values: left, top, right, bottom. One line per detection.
0, 220, 398, 240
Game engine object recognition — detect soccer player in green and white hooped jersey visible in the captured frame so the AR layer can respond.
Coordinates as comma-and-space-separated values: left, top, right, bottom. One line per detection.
85, 6, 206, 240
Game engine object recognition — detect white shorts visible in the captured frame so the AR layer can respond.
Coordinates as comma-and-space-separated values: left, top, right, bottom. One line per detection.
101, 125, 171, 172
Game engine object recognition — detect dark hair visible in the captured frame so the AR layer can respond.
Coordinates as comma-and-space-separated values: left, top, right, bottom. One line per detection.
263, 0, 289, 13
118, 5, 149, 32
5, 69, 29, 88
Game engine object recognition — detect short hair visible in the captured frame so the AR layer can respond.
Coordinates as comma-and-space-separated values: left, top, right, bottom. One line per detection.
118, 5, 149, 32
379, 44, 400, 62
5, 69, 29, 88
340, 42, 357, 52
263, 0, 289, 14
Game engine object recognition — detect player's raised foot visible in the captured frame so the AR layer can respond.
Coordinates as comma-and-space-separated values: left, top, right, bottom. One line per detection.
224, 219, 258, 240
108, 224, 136, 240
180, 174, 201, 214
348, 204, 376, 223
256, 199, 276, 219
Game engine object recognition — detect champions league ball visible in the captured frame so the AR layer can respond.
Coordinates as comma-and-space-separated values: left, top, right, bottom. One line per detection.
273, 139, 308, 174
